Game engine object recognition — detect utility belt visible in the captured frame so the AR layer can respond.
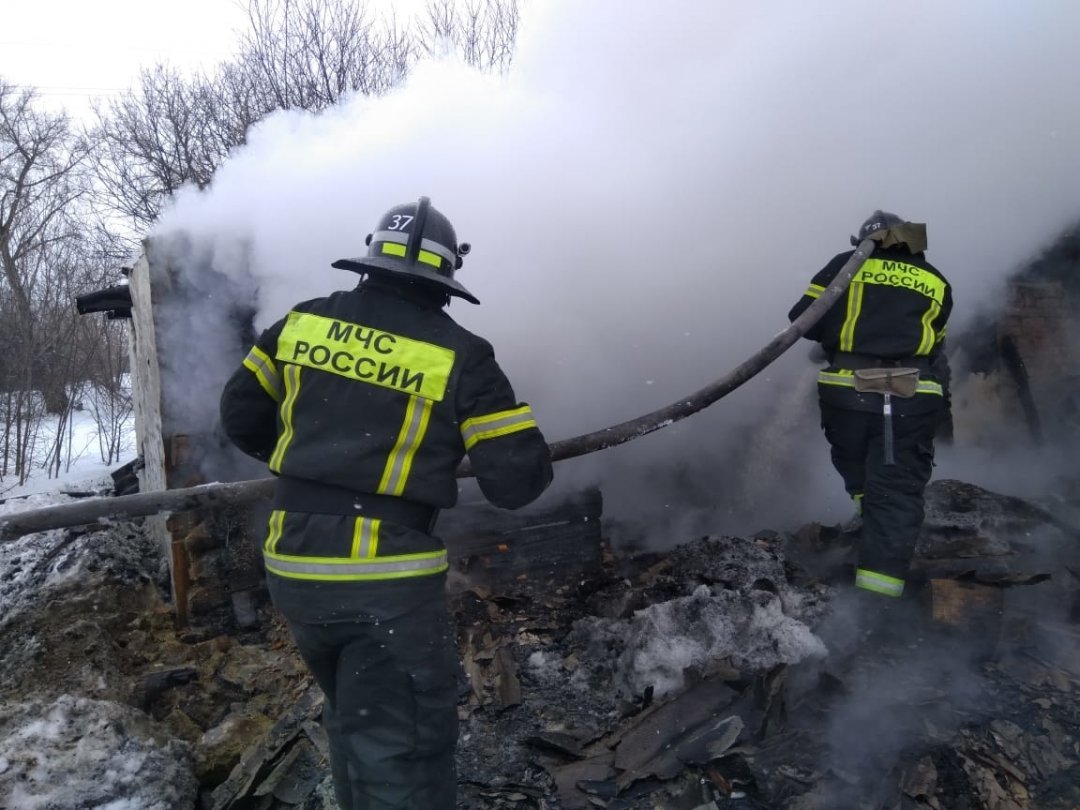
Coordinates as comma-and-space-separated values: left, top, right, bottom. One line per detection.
827, 353, 933, 466
830, 352, 933, 373
273, 477, 439, 533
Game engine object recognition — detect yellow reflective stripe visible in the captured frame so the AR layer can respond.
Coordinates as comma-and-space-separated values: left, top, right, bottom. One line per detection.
855, 568, 905, 598
917, 300, 942, 355
804, 283, 825, 300
264, 509, 286, 554
269, 365, 302, 473
852, 493, 864, 516
276, 311, 455, 401
817, 370, 942, 396
243, 346, 282, 402
915, 380, 943, 396
855, 258, 946, 305
461, 405, 538, 451
417, 248, 442, 268
350, 517, 381, 558
377, 395, 433, 495
379, 243, 442, 268
818, 370, 856, 388
838, 282, 864, 352
263, 548, 448, 581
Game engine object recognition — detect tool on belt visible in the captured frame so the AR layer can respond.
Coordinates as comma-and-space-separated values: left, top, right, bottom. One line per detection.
852, 367, 920, 464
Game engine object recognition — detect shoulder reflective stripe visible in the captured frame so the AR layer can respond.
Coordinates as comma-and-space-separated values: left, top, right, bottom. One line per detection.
855, 258, 946, 305
917, 300, 942, 355
264, 509, 286, 554
378, 395, 434, 496
276, 311, 455, 401
804, 283, 825, 300
243, 346, 282, 402
855, 568, 905, 598
351, 517, 381, 558
381, 242, 407, 257
263, 549, 449, 581
838, 282, 864, 352
461, 405, 538, 451
269, 365, 302, 473
817, 370, 942, 396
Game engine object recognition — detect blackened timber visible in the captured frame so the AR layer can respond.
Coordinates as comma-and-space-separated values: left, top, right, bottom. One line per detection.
0, 479, 276, 542
439, 487, 603, 584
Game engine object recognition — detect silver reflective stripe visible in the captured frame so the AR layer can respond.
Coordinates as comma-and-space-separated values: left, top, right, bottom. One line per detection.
818, 370, 855, 387
264, 550, 449, 580
371, 230, 408, 245
461, 408, 536, 449
245, 349, 282, 400
355, 517, 377, 558
378, 396, 431, 495
915, 380, 944, 395
855, 568, 905, 598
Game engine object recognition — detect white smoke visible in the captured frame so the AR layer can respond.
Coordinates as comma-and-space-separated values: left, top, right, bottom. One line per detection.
153, 0, 1080, 541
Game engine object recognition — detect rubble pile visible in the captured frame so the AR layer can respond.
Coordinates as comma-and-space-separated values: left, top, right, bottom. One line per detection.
1, 478, 1078, 809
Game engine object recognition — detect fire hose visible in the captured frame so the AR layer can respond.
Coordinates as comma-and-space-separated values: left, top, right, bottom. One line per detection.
0, 241, 875, 543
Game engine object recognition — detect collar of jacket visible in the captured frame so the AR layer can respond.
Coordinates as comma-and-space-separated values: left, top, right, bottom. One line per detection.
357, 277, 450, 311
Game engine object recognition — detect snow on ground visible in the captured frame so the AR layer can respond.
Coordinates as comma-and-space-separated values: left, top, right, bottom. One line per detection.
0, 396, 136, 501
0, 695, 198, 810
0, 402, 196, 810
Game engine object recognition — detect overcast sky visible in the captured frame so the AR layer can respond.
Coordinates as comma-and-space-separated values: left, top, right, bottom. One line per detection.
0, 0, 423, 113
6, 0, 1080, 538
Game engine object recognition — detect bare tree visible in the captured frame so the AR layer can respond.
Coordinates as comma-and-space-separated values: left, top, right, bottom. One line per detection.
93, 66, 223, 228
0, 80, 136, 485
241, 0, 415, 110
0, 82, 90, 354
419, 0, 520, 72
91, 0, 522, 229
85, 315, 133, 466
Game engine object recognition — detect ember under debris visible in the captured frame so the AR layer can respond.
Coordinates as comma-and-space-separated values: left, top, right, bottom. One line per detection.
2, 477, 1078, 809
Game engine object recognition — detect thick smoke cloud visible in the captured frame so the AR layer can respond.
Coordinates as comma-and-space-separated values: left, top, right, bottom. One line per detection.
154, 0, 1080, 542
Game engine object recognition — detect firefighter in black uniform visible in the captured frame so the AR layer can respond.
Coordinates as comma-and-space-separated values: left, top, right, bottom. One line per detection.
789, 211, 952, 602
219, 197, 553, 810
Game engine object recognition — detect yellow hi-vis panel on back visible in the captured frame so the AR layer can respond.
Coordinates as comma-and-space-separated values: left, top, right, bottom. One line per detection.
276, 311, 455, 401
855, 258, 946, 305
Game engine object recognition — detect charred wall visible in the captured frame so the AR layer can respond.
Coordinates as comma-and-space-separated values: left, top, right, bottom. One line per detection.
952, 222, 1080, 448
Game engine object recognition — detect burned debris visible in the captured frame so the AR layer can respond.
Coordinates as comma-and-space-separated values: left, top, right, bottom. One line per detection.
1, 470, 1079, 808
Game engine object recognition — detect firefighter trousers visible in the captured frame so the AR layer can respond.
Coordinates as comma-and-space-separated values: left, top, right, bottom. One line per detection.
285, 595, 460, 810
820, 402, 941, 587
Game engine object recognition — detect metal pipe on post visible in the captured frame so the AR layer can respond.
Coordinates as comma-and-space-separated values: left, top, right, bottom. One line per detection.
0, 241, 875, 543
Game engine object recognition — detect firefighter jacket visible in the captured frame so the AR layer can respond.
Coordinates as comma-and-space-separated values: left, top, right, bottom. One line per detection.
219, 281, 553, 619
788, 245, 953, 415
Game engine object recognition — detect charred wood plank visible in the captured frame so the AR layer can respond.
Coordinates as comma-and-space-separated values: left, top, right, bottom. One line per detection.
0, 478, 276, 543
441, 488, 603, 585
207, 684, 322, 810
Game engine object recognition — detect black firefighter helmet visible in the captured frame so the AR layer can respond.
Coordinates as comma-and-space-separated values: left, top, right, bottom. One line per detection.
850, 210, 905, 245
332, 197, 478, 304
849, 209, 928, 253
